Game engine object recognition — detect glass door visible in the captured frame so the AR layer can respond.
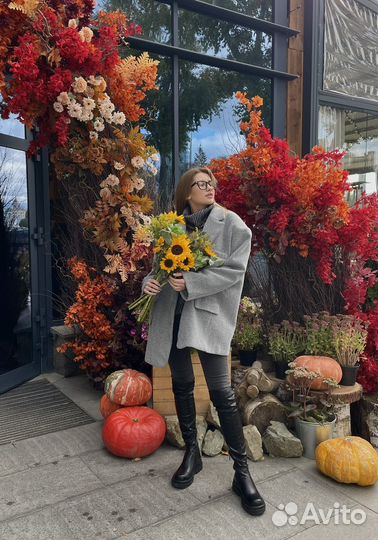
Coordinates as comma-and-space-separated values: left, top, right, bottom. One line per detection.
0, 113, 46, 393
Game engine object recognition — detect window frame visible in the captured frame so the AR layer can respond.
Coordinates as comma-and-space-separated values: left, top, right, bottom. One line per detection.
126, 0, 298, 186
302, 0, 378, 155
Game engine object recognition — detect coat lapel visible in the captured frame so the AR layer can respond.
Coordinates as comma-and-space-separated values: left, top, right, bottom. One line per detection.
202, 203, 226, 237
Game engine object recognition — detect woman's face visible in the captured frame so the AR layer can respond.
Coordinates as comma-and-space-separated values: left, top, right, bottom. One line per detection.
187, 172, 216, 209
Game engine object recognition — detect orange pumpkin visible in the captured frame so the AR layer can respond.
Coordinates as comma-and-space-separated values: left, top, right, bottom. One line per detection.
102, 406, 166, 458
104, 368, 152, 406
99, 394, 123, 419
293, 356, 342, 390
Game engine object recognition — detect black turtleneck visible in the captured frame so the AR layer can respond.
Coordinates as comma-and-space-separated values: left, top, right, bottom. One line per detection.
174, 202, 215, 315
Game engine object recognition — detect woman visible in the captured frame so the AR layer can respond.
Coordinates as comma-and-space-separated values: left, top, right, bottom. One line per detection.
141, 167, 266, 517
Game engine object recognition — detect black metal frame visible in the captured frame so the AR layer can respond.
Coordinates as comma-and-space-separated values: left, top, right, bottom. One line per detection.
127, 0, 299, 185
302, 0, 378, 155
0, 129, 52, 392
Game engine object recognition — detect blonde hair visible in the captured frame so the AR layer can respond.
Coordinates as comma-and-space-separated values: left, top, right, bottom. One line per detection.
174, 167, 218, 214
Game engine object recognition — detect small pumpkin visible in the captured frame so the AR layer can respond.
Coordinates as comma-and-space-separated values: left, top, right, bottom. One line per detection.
104, 369, 152, 406
99, 394, 123, 419
293, 355, 342, 390
315, 436, 378, 486
102, 406, 166, 458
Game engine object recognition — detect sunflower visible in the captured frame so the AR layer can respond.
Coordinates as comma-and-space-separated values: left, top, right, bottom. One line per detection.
160, 253, 178, 272
177, 252, 196, 271
204, 244, 217, 258
169, 235, 192, 259
153, 236, 165, 253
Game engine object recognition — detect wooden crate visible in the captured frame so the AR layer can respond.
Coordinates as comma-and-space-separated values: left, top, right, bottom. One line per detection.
152, 350, 232, 416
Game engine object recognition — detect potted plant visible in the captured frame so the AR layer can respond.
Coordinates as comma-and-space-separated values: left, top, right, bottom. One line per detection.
303, 311, 336, 358
331, 315, 368, 386
233, 297, 263, 366
285, 362, 339, 459
267, 320, 305, 379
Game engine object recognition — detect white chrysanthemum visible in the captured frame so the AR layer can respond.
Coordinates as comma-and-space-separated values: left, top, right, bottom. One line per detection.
72, 77, 87, 93
99, 101, 115, 116
112, 111, 126, 125
134, 177, 145, 191
57, 92, 70, 105
114, 161, 125, 170
53, 102, 64, 113
131, 156, 145, 169
67, 103, 83, 118
79, 27, 94, 43
150, 165, 158, 175
105, 174, 119, 187
89, 131, 98, 141
68, 19, 77, 28
100, 187, 111, 199
80, 111, 93, 122
83, 97, 96, 110
93, 118, 105, 132
141, 215, 152, 225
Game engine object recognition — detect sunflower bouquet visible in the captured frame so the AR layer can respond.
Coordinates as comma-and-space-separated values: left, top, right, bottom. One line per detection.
129, 211, 224, 323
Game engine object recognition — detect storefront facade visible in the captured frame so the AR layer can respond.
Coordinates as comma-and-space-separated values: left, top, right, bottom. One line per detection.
0, 0, 376, 392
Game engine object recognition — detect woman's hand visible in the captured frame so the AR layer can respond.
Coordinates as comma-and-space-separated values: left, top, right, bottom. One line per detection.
168, 272, 187, 292
143, 278, 162, 296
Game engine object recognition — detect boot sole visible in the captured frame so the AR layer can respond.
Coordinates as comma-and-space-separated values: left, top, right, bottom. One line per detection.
232, 482, 266, 516
171, 462, 203, 489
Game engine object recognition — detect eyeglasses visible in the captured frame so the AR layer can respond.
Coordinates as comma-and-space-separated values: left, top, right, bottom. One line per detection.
191, 180, 217, 191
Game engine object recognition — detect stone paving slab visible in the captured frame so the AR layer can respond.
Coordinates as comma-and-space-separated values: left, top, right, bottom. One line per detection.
258, 467, 365, 530
289, 454, 378, 513
185, 453, 298, 503
0, 456, 103, 521
283, 504, 378, 540
0, 422, 104, 477
81, 442, 180, 485
0, 469, 202, 540
112, 493, 307, 540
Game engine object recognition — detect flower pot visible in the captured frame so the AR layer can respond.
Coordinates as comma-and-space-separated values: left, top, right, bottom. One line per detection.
274, 360, 289, 379
239, 349, 258, 366
340, 364, 360, 386
295, 415, 336, 459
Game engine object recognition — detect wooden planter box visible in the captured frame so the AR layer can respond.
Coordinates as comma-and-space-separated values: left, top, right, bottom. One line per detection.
152, 349, 232, 416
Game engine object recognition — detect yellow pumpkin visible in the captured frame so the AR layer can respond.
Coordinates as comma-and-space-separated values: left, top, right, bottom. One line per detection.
315, 436, 378, 486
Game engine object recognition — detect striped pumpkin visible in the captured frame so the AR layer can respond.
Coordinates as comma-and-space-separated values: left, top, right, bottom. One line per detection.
104, 369, 152, 406
99, 394, 123, 419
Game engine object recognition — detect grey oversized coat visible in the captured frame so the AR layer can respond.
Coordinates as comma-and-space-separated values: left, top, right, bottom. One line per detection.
141, 203, 252, 367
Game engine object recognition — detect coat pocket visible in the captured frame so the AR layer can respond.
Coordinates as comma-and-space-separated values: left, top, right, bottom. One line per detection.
194, 295, 220, 314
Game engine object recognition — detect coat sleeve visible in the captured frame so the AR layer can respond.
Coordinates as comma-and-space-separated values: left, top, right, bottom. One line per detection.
180, 217, 252, 301
141, 253, 158, 295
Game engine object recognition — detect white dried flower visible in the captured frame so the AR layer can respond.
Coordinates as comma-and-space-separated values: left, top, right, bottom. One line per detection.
113, 161, 125, 170
72, 77, 87, 93
82, 97, 96, 110
53, 102, 64, 113
112, 111, 126, 125
79, 27, 93, 43
93, 118, 105, 132
57, 92, 70, 105
131, 156, 145, 169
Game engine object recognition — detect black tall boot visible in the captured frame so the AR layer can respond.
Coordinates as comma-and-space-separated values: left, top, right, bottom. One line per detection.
209, 387, 266, 516
170, 379, 203, 489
